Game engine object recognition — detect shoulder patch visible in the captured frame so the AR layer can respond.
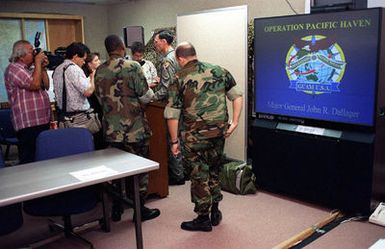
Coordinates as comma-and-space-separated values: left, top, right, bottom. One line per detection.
162, 61, 170, 70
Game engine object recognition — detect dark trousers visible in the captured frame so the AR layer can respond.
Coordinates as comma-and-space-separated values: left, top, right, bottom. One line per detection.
108, 140, 150, 213
16, 123, 50, 164
93, 129, 106, 150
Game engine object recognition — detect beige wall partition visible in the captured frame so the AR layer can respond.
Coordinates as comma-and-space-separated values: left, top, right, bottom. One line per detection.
177, 5, 248, 161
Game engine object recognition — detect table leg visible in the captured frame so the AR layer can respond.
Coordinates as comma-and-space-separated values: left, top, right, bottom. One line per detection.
101, 184, 111, 232
133, 175, 143, 249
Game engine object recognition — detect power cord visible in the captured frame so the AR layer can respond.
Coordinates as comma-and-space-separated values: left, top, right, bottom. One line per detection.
285, 0, 299, 14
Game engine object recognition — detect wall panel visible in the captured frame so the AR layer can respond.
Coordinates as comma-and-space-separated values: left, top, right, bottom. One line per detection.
177, 5, 248, 161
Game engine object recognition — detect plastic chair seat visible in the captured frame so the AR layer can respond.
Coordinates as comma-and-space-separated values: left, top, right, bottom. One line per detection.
23, 186, 98, 216
0, 203, 23, 236
0, 109, 20, 160
22, 128, 102, 249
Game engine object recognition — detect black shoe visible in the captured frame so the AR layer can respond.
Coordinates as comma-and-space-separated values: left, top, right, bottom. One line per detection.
134, 206, 160, 221
169, 178, 185, 185
211, 209, 222, 226
181, 215, 212, 232
111, 205, 124, 222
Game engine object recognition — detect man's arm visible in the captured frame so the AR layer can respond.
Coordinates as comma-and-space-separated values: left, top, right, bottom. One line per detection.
41, 70, 49, 90
83, 70, 95, 97
139, 88, 154, 104
153, 60, 176, 101
40, 56, 50, 90
225, 96, 243, 138
148, 61, 159, 83
29, 51, 47, 91
167, 119, 180, 155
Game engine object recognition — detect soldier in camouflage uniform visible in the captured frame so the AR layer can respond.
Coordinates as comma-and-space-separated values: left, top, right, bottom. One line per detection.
164, 42, 243, 232
94, 34, 160, 222
153, 30, 185, 185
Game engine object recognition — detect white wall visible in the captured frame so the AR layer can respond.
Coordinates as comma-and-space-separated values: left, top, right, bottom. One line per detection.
368, 0, 385, 7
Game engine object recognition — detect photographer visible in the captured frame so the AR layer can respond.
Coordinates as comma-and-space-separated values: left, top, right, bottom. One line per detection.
4, 40, 51, 164
53, 42, 94, 120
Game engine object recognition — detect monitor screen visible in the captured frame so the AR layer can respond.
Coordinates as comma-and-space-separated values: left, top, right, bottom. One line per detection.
254, 9, 380, 129
314, 0, 353, 7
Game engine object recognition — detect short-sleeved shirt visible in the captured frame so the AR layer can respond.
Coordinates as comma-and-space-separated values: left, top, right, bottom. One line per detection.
53, 59, 90, 112
94, 55, 152, 143
164, 59, 243, 140
4, 61, 51, 131
141, 59, 158, 85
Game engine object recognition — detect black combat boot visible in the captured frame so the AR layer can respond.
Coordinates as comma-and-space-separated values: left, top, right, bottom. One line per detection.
181, 215, 212, 232
141, 206, 160, 221
133, 205, 160, 221
211, 202, 222, 226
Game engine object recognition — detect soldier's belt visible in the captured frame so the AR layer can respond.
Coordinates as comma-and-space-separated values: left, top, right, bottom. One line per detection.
197, 126, 220, 134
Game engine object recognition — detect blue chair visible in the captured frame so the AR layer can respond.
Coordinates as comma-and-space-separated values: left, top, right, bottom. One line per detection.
0, 147, 23, 236
0, 109, 19, 160
23, 128, 103, 248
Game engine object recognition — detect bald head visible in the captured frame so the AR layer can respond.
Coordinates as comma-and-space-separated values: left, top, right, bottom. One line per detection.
175, 42, 196, 59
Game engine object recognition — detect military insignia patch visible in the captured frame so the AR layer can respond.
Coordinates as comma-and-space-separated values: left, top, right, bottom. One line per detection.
163, 61, 170, 69
285, 35, 346, 95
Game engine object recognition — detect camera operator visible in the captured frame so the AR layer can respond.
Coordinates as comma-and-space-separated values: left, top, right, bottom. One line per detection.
4, 40, 51, 164
52, 42, 94, 118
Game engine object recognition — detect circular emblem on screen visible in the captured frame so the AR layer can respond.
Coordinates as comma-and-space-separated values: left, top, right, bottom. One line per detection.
285, 35, 346, 95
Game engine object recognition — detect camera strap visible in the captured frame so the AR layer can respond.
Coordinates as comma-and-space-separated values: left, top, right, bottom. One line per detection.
61, 63, 75, 114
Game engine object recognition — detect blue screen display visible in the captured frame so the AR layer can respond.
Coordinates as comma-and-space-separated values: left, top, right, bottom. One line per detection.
254, 9, 380, 127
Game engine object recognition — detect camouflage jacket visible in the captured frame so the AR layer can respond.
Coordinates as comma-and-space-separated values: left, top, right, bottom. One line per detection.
153, 47, 178, 101
94, 55, 153, 143
164, 59, 243, 141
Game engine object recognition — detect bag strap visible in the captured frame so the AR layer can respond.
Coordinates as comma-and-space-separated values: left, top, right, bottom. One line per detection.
61, 63, 75, 113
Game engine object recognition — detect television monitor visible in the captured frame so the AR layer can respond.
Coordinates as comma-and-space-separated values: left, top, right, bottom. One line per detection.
123, 26, 144, 48
253, 8, 380, 131
311, 0, 368, 12
314, 0, 353, 5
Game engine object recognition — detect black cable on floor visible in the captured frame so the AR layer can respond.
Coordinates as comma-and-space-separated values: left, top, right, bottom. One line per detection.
291, 214, 366, 249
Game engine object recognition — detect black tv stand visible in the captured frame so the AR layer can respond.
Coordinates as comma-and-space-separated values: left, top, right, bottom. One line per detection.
250, 119, 376, 215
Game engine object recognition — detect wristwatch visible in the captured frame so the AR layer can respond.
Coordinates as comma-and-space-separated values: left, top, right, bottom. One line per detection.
170, 139, 179, 145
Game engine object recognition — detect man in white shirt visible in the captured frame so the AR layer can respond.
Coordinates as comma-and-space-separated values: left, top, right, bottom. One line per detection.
131, 41, 159, 88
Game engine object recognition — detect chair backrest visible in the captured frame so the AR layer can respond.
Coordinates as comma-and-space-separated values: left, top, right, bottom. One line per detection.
0, 109, 16, 140
0, 145, 23, 236
23, 128, 97, 217
35, 128, 94, 160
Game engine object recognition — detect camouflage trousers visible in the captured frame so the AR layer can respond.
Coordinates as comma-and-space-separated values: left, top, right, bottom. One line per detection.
108, 139, 149, 201
183, 136, 225, 215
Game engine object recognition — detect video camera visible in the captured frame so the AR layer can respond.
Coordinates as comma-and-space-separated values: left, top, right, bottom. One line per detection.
34, 32, 65, 70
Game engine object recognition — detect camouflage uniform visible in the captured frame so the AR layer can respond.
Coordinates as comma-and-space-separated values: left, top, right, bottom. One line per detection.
164, 59, 243, 215
153, 47, 184, 183
153, 47, 178, 101
94, 54, 154, 200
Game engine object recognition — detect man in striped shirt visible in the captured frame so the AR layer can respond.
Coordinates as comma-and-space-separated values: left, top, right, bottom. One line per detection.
4, 40, 51, 164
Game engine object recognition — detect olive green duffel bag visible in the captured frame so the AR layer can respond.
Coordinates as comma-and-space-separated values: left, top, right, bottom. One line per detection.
220, 161, 257, 195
